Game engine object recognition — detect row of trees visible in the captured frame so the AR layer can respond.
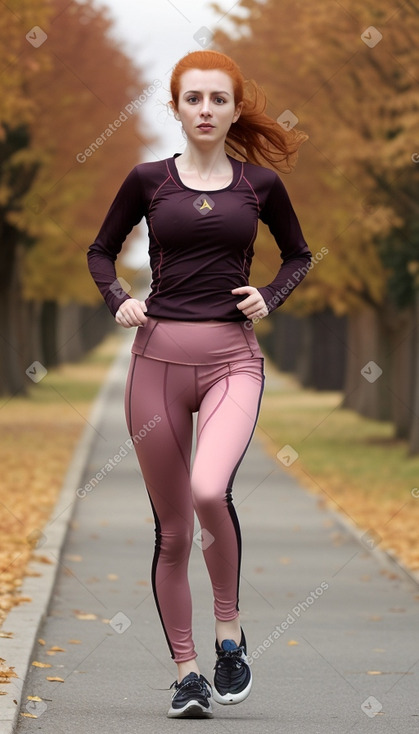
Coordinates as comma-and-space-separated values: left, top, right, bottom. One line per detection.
212, 0, 419, 453
0, 0, 151, 394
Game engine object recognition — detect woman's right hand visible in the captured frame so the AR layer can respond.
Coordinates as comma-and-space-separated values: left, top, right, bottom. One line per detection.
115, 298, 148, 328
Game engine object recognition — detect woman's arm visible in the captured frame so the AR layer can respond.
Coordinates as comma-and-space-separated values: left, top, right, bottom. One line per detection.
87, 166, 146, 317
257, 174, 312, 313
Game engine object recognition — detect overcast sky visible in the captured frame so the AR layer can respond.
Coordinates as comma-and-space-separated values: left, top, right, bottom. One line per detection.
95, 0, 246, 159
91, 0, 247, 265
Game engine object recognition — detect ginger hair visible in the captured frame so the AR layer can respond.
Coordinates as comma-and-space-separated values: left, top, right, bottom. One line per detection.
170, 50, 307, 173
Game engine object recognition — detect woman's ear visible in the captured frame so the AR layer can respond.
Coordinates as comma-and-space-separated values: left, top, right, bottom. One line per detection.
168, 100, 180, 120
232, 101, 243, 124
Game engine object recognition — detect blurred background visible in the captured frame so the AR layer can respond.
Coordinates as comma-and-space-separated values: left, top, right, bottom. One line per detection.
1, 0, 419, 610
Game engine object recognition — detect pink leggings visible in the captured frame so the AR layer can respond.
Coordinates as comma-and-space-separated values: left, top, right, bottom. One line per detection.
124, 318, 264, 663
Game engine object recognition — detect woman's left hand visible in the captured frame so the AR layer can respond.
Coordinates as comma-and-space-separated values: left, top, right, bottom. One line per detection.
232, 286, 269, 322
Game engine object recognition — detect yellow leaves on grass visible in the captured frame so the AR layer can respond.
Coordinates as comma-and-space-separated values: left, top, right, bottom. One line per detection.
0, 412, 81, 629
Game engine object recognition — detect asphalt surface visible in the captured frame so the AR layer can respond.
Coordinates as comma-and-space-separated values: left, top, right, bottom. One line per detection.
13, 340, 419, 733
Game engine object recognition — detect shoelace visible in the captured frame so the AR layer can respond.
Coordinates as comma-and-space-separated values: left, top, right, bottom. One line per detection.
215, 646, 245, 671
170, 676, 211, 695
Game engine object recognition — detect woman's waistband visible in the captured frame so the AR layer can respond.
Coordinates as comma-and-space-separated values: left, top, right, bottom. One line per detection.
131, 317, 263, 365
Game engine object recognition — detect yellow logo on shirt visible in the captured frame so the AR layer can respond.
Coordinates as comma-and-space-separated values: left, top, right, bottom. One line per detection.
200, 198, 213, 212
193, 193, 215, 215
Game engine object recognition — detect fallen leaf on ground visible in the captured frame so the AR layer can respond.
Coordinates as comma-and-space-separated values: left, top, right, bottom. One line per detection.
74, 612, 97, 620
46, 676, 64, 682
68, 639, 81, 644
288, 640, 299, 646
32, 661, 51, 668
49, 646, 66, 652
32, 555, 53, 564
107, 573, 118, 580
20, 712, 37, 718
65, 554, 82, 562
0, 632, 13, 638
38, 638, 46, 645
27, 696, 42, 701
0, 664, 17, 681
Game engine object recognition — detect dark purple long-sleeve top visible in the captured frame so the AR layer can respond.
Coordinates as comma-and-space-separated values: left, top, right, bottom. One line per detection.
87, 154, 312, 321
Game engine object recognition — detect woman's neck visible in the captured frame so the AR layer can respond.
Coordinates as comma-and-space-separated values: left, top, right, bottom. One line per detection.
176, 143, 231, 181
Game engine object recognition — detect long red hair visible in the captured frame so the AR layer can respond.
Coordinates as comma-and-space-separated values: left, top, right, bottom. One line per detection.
170, 50, 307, 173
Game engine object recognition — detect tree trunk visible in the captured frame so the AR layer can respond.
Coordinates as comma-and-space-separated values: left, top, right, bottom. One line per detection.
0, 242, 28, 396
408, 291, 419, 455
22, 299, 44, 371
309, 310, 347, 391
388, 305, 415, 439
56, 302, 84, 363
262, 310, 304, 372
342, 306, 392, 420
80, 303, 115, 353
41, 301, 60, 368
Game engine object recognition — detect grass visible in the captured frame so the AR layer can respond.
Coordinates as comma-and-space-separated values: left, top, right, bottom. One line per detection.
0, 333, 121, 631
257, 359, 419, 573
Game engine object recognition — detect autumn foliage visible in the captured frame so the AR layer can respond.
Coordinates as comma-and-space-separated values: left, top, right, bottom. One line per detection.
0, 0, 153, 395
212, 0, 419, 453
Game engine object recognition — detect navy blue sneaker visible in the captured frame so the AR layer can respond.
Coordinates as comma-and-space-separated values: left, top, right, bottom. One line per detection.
167, 672, 213, 718
213, 628, 252, 704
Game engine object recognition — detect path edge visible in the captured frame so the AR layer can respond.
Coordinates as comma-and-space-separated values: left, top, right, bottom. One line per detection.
0, 337, 129, 732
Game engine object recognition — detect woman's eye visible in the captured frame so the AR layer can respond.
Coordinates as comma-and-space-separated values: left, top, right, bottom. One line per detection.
187, 96, 198, 103
215, 97, 226, 104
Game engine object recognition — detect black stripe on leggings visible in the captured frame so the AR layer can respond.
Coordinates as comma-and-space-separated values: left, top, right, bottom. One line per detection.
146, 488, 176, 660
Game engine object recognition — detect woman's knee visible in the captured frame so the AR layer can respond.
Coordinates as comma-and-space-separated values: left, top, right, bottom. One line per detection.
159, 526, 194, 558
191, 480, 226, 514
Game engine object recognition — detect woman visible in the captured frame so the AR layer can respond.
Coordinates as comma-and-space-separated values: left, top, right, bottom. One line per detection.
87, 49, 311, 718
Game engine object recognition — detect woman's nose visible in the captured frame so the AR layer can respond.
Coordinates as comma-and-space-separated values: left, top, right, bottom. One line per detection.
200, 98, 212, 116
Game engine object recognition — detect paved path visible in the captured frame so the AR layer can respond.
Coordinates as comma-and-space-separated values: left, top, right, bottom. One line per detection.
15, 341, 419, 733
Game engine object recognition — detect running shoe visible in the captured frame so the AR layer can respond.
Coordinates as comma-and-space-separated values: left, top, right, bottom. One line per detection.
167, 672, 213, 718
213, 628, 252, 704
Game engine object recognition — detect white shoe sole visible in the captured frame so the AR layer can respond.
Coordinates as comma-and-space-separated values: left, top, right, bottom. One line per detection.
213, 673, 252, 705
167, 700, 213, 718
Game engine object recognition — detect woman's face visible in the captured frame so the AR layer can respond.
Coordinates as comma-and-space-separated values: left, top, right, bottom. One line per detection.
173, 68, 242, 146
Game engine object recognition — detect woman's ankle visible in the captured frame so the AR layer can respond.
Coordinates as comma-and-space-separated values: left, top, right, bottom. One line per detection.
176, 658, 200, 683
215, 617, 241, 647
